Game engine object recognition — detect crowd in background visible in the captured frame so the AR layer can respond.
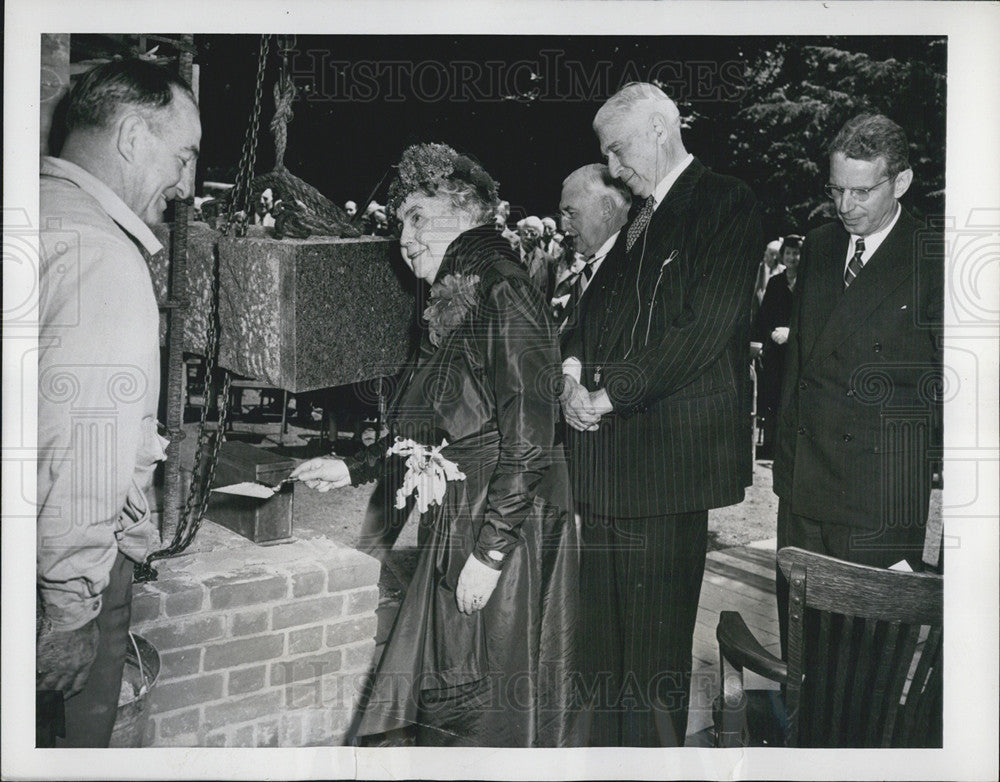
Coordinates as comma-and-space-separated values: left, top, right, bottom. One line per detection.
38, 55, 942, 750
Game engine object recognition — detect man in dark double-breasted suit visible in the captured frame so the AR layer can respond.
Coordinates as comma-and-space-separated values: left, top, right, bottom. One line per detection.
773, 114, 943, 653
560, 83, 762, 746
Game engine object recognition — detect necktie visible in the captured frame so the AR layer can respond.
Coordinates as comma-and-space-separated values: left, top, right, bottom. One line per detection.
626, 196, 656, 251
844, 237, 865, 288
551, 255, 596, 323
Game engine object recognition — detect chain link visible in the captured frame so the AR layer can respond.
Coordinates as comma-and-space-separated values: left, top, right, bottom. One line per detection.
220, 34, 271, 238
136, 35, 274, 582
137, 243, 232, 581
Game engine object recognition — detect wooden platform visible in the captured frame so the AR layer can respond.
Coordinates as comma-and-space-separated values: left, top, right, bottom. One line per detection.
687, 538, 780, 742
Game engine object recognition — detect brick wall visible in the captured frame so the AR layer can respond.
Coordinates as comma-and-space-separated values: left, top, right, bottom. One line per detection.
129, 523, 380, 747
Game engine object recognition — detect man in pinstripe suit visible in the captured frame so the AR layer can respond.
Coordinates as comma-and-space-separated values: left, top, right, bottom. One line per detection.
560, 83, 762, 746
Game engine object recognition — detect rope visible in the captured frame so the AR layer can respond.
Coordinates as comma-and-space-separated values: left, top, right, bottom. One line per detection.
270, 71, 296, 171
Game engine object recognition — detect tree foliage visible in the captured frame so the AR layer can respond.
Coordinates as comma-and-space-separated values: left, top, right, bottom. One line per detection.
723, 39, 946, 239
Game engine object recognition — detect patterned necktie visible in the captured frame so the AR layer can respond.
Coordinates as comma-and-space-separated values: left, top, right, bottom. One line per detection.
844, 237, 866, 288
626, 195, 656, 251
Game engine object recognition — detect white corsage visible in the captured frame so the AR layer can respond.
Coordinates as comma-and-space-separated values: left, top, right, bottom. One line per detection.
387, 437, 467, 513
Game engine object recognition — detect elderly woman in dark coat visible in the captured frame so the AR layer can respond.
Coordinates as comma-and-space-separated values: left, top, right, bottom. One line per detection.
291, 143, 579, 747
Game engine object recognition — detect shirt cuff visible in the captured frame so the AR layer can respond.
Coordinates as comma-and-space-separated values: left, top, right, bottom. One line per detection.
591, 387, 614, 414
562, 357, 582, 384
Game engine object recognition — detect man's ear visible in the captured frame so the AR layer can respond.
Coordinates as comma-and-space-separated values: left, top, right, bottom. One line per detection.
116, 113, 146, 163
892, 168, 914, 199
650, 112, 666, 140
599, 195, 615, 221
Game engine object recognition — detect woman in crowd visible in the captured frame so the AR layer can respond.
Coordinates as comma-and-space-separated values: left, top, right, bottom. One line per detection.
752, 233, 803, 458
290, 143, 579, 747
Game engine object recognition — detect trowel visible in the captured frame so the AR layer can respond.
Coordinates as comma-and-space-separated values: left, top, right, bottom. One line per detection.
210, 476, 297, 499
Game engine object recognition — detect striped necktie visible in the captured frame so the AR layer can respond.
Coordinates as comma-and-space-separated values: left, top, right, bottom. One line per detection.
844, 237, 865, 288
626, 196, 656, 251
551, 254, 596, 322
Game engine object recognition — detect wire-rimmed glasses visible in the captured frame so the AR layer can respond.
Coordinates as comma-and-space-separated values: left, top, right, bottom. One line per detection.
823, 176, 894, 202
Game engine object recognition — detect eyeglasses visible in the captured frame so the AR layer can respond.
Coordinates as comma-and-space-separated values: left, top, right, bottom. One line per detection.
824, 176, 894, 203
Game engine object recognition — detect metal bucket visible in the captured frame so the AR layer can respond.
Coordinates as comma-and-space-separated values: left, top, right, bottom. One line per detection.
108, 633, 160, 748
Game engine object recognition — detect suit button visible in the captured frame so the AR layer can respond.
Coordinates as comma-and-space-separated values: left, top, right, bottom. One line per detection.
797, 426, 807, 435
799, 380, 808, 390
873, 342, 882, 352
843, 433, 854, 442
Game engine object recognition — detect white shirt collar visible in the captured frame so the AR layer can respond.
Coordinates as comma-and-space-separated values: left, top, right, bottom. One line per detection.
578, 229, 620, 296
40, 156, 163, 256
848, 202, 901, 267
651, 153, 695, 209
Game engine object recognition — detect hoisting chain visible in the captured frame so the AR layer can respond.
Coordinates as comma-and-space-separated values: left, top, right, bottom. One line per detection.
219, 34, 271, 239
136, 35, 270, 582
135, 247, 234, 581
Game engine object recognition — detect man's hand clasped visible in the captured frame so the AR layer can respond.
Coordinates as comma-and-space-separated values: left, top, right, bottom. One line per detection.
560, 374, 603, 431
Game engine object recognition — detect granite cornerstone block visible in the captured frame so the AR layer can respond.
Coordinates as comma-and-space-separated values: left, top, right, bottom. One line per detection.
215, 235, 417, 392
148, 227, 417, 392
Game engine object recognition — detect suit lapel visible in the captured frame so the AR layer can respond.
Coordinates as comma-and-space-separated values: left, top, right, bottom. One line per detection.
583, 233, 630, 368
633, 158, 702, 265
596, 159, 705, 365
806, 210, 916, 367
798, 226, 848, 364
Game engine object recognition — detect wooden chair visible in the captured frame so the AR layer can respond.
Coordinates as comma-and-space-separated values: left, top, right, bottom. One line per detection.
714, 546, 943, 748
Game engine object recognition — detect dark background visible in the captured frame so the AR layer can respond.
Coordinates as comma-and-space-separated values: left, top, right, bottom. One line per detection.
72, 33, 947, 241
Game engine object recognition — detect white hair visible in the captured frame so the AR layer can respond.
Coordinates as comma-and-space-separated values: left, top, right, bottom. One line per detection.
563, 163, 632, 214
518, 215, 544, 233
594, 82, 680, 133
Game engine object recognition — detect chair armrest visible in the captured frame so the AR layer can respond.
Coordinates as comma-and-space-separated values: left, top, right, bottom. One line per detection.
717, 611, 788, 684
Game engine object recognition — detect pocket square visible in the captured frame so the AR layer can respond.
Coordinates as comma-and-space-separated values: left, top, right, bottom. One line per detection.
900, 304, 908, 310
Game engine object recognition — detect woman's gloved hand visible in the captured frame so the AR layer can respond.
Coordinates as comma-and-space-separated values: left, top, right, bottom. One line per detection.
290, 456, 351, 492
455, 554, 502, 614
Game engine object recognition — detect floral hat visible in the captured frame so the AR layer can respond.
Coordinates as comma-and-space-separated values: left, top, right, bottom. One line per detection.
386, 143, 500, 226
